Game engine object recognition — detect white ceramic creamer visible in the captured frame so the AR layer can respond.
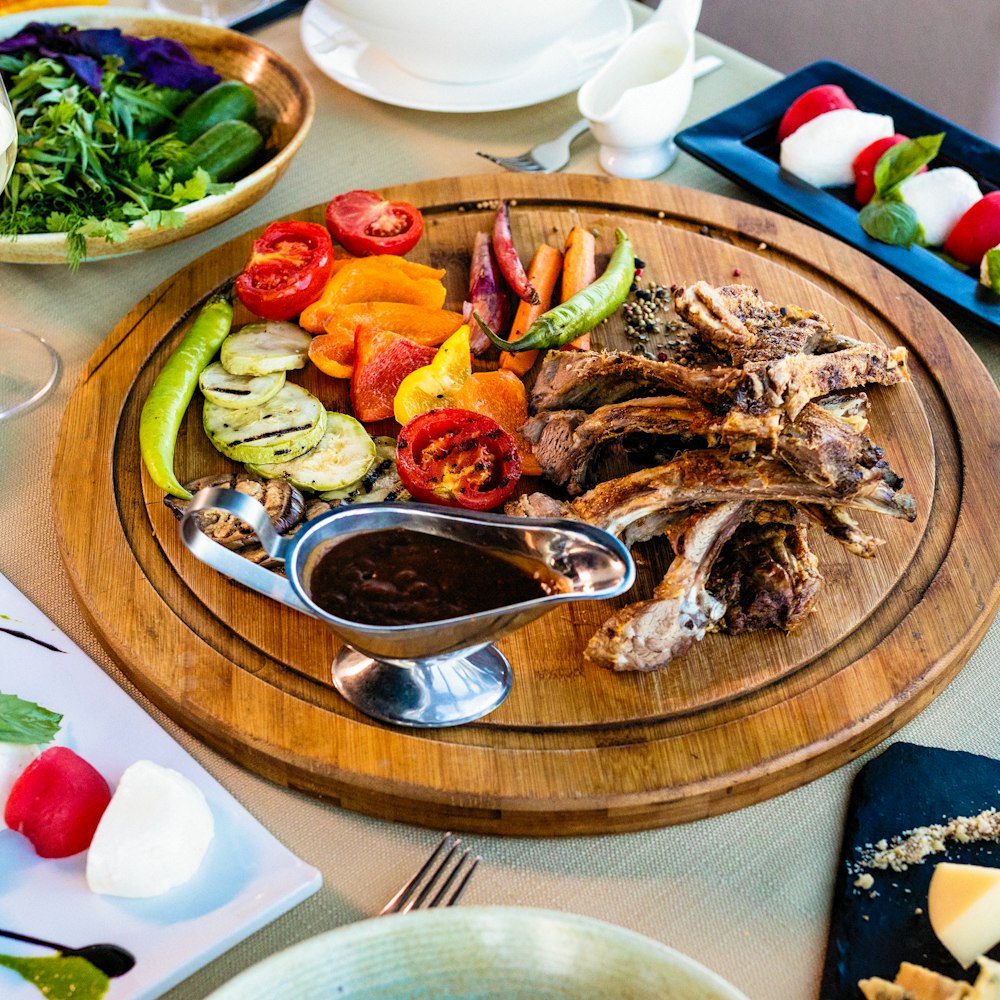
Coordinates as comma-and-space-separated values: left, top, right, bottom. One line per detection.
577, 15, 695, 179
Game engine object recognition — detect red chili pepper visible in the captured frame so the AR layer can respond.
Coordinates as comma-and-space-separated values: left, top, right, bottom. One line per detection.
396, 408, 521, 510
492, 201, 539, 305
235, 220, 334, 321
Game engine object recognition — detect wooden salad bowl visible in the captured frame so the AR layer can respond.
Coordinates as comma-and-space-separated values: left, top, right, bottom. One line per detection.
0, 10, 314, 264
52, 174, 1000, 835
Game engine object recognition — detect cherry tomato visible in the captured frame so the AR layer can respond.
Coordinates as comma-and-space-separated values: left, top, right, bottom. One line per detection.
236, 220, 334, 321
852, 134, 912, 205
4, 746, 111, 858
777, 84, 856, 143
943, 191, 1000, 266
325, 189, 424, 257
396, 408, 521, 511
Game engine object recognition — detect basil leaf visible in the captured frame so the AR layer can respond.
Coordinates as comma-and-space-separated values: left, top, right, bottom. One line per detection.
874, 133, 945, 197
0, 692, 62, 745
859, 199, 921, 248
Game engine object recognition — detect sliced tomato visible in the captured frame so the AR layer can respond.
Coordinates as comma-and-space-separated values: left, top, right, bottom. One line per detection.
777, 84, 856, 143
943, 190, 1000, 266
396, 408, 521, 511
4, 746, 111, 859
852, 134, 918, 205
236, 221, 334, 321
350, 325, 438, 423
325, 189, 424, 257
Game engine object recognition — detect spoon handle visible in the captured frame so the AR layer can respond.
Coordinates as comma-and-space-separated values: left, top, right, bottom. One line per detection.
0, 927, 62, 950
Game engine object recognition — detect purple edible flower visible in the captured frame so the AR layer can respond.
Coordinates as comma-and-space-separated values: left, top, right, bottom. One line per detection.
0, 21, 221, 94
59, 51, 104, 92
128, 35, 220, 92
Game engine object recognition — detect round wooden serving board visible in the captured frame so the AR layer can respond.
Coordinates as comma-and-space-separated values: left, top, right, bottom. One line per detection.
53, 174, 1000, 835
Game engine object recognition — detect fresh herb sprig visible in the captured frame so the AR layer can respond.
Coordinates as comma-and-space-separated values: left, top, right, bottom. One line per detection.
0, 691, 62, 744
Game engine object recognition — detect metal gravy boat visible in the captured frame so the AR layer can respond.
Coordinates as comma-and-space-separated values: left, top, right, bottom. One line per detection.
180, 488, 635, 728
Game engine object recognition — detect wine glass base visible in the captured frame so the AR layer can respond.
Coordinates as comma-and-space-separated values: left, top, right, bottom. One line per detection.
0, 325, 60, 419
331, 644, 513, 727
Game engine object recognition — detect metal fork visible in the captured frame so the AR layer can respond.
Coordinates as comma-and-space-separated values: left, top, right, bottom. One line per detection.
379, 832, 480, 915
476, 54, 725, 173
476, 119, 590, 174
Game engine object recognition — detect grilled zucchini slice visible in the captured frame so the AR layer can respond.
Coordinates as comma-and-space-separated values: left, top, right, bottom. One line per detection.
199, 362, 285, 409
247, 411, 376, 491
220, 322, 312, 376
203, 382, 325, 464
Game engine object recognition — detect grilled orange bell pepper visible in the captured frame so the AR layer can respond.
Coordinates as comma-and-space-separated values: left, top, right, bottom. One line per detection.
299, 256, 447, 332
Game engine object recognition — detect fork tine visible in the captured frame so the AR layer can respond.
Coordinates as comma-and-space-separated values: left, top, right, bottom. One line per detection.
379, 832, 453, 915
425, 850, 479, 909
476, 150, 544, 173
380, 832, 479, 915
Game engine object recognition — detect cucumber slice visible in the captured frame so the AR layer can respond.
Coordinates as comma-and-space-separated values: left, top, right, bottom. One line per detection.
247, 411, 377, 492
220, 322, 312, 376
203, 382, 325, 464
199, 362, 285, 409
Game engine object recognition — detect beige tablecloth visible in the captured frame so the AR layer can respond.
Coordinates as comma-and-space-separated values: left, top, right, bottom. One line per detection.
1, 5, 999, 998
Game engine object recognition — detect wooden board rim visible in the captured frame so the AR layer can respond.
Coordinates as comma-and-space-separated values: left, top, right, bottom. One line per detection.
52, 173, 1000, 835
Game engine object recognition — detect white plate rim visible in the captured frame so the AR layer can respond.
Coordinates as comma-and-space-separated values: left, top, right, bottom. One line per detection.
0, 572, 322, 1000
206, 905, 751, 999
299, 0, 633, 113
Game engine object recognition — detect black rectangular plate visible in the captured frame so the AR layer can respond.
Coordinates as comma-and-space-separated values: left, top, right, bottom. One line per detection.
675, 60, 1000, 330
820, 742, 1000, 997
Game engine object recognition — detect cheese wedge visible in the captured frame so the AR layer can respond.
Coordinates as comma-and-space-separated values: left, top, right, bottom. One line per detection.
928, 862, 1000, 968
972, 956, 1000, 1000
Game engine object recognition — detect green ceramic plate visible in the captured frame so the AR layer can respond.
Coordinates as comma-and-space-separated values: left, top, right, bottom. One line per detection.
206, 906, 750, 999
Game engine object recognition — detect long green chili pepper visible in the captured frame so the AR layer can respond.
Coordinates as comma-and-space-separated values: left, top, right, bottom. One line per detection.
139, 282, 235, 499
478, 228, 636, 353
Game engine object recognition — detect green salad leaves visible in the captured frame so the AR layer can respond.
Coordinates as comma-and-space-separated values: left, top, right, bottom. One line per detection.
0, 28, 232, 268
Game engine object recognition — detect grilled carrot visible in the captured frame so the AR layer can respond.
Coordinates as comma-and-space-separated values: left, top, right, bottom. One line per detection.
559, 226, 597, 351
499, 242, 563, 376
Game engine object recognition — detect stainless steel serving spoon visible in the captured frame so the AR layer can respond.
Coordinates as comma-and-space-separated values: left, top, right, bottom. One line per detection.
0, 928, 136, 978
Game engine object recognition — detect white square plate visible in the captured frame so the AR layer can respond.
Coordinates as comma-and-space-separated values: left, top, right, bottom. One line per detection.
0, 572, 322, 1000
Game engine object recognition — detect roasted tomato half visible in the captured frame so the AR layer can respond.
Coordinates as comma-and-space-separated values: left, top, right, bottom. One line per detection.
236, 220, 334, 321
325, 189, 424, 257
396, 408, 521, 511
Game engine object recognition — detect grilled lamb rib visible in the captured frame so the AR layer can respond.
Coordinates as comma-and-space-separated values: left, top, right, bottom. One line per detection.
510, 448, 914, 534
673, 282, 910, 419
707, 503, 822, 634
586, 501, 823, 672
585, 502, 752, 672
525, 392, 900, 499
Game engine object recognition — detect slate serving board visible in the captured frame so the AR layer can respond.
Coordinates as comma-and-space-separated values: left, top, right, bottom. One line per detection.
821, 742, 1000, 997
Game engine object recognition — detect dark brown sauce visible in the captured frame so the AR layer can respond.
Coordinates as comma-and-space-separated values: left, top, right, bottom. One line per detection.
307, 527, 567, 626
